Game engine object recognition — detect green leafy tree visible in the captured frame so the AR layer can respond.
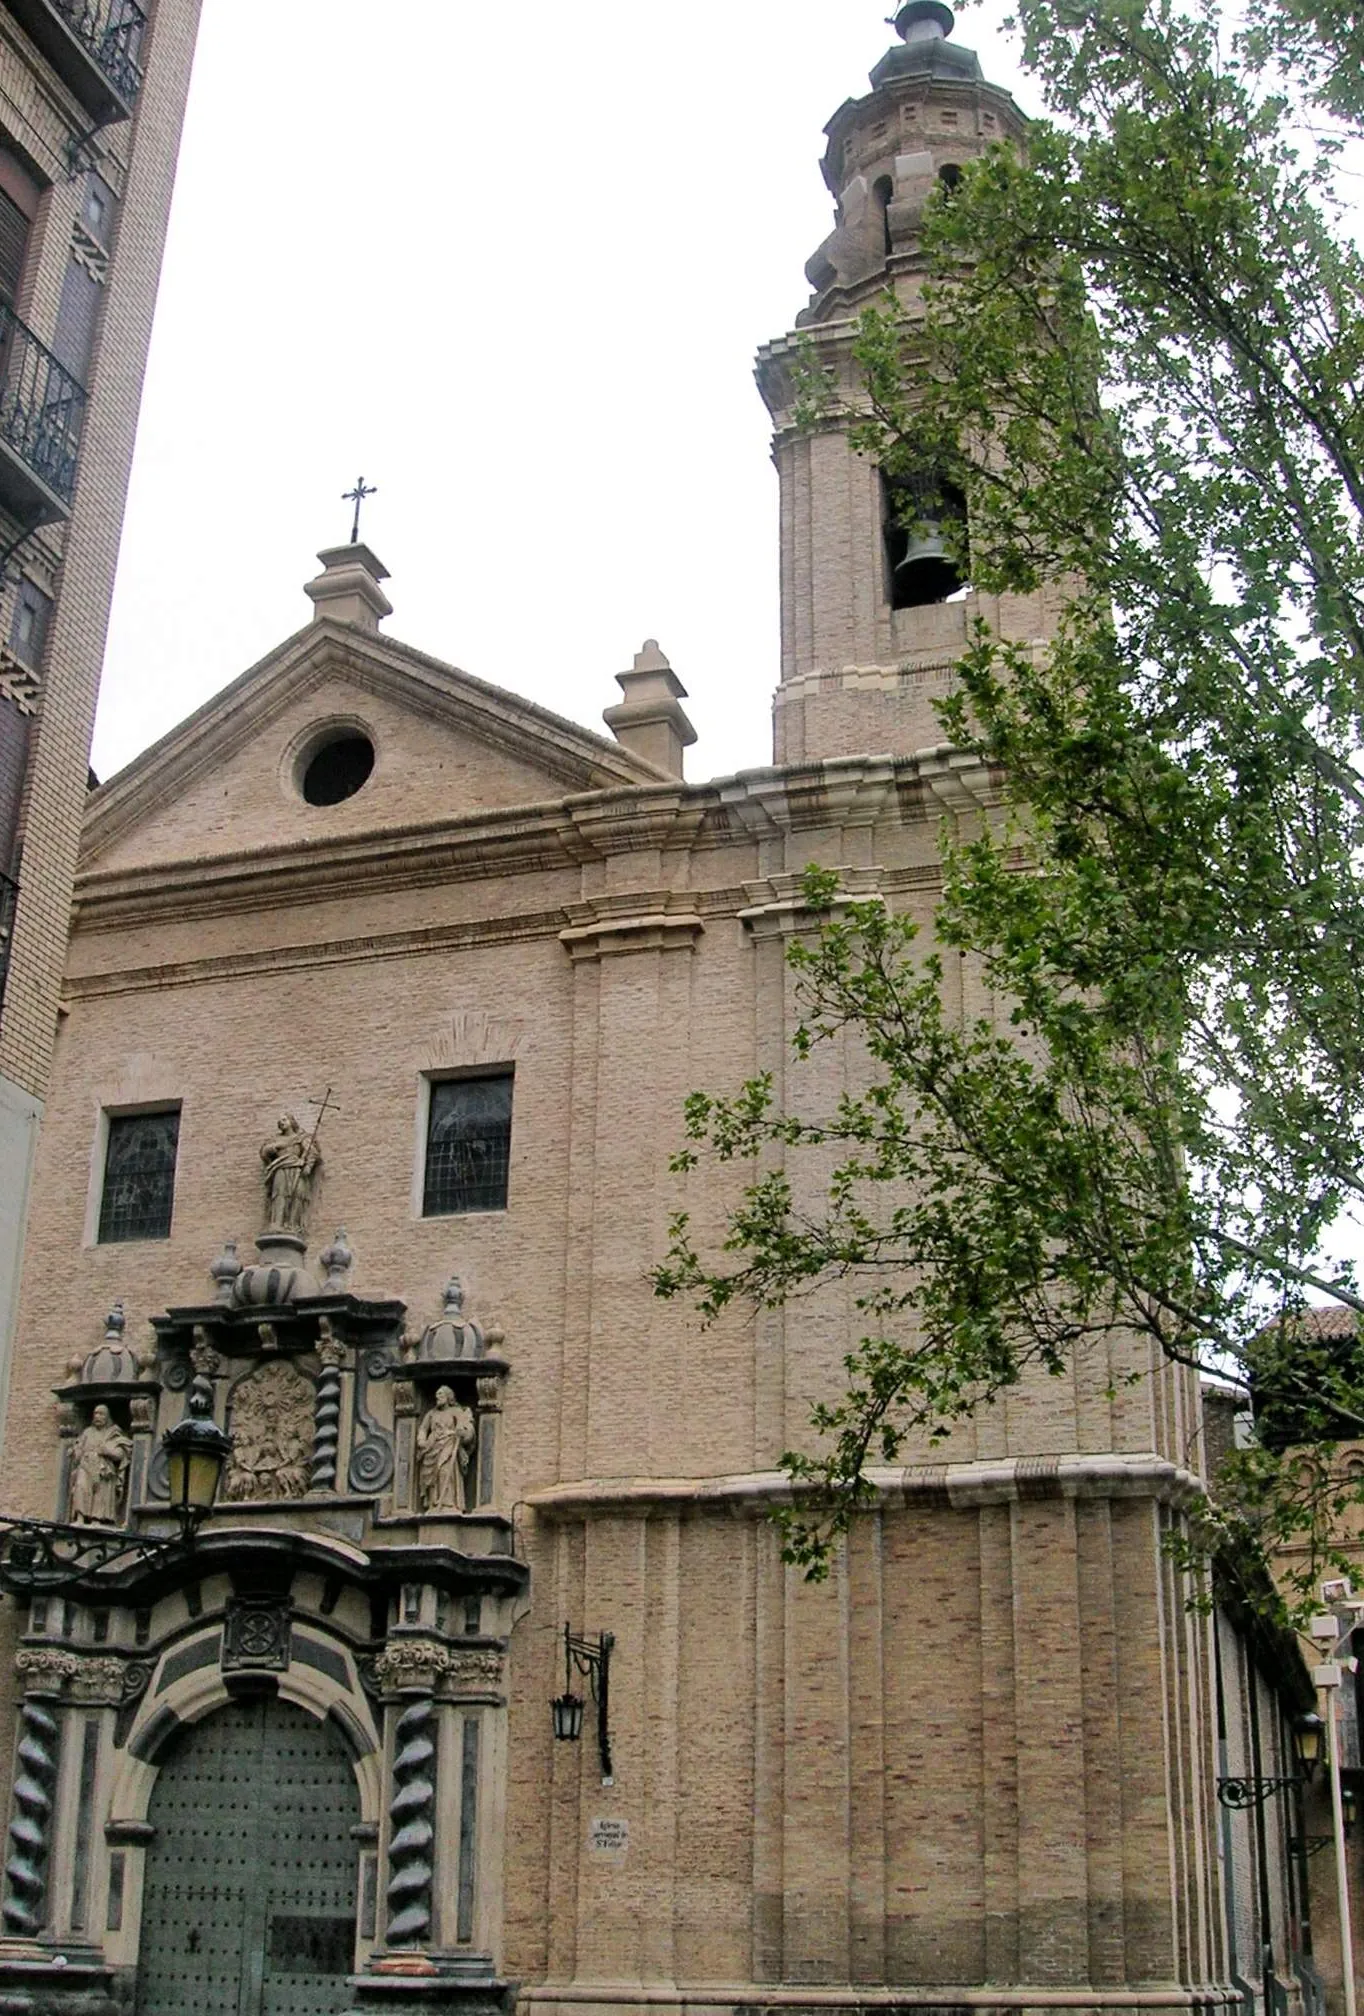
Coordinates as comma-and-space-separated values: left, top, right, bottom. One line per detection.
654, 0, 1364, 1606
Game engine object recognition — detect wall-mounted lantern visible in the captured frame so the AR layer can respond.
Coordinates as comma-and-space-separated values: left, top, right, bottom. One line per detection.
551, 1624, 614, 1782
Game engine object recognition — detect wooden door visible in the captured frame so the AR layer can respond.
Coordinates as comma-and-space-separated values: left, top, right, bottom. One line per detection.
136, 1694, 360, 2016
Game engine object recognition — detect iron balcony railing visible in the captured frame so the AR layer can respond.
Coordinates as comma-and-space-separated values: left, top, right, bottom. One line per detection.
0, 872, 16, 1016
49, 0, 145, 106
0, 302, 87, 511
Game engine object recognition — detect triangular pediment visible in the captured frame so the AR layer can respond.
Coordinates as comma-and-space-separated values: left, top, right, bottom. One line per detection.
82, 620, 671, 874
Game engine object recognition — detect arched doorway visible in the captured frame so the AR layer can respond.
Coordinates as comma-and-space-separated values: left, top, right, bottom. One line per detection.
136, 1693, 361, 2016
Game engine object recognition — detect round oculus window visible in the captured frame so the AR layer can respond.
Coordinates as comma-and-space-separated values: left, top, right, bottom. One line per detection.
300, 731, 375, 806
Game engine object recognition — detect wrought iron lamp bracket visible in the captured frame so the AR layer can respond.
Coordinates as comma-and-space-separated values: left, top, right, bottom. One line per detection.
564, 1626, 615, 1781
0, 1516, 187, 1597
1217, 1774, 1304, 1811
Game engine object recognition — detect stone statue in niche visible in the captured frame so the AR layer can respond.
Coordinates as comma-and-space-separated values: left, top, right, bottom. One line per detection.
223, 1359, 313, 1502
415, 1387, 475, 1512
68, 1405, 131, 1525
260, 1114, 321, 1237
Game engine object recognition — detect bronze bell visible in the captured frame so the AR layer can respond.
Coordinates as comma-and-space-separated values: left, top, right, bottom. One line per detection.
895, 520, 963, 604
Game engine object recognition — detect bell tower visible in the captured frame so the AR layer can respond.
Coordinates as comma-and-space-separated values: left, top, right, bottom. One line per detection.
757, 2, 1048, 764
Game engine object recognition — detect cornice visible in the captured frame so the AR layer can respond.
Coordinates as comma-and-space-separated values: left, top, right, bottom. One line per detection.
62, 869, 946, 1002
70, 754, 962, 931
524, 1453, 1203, 1520
560, 890, 706, 962
520, 1988, 1239, 2012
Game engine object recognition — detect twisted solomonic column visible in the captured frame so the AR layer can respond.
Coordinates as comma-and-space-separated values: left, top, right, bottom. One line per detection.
386, 1695, 437, 1946
3, 1697, 61, 1934
310, 1321, 345, 1492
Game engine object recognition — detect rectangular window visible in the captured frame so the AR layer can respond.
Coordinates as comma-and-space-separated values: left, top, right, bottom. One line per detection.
10, 578, 50, 666
423, 1073, 513, 1217
98, 1108, 180, 1243
0, 186, 27, 305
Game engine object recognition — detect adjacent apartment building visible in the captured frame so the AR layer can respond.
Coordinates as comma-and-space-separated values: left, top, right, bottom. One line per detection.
0, 0, 203, 1411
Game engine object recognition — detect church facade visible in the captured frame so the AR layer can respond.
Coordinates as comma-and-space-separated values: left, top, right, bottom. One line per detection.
0, 7, 1301, 2015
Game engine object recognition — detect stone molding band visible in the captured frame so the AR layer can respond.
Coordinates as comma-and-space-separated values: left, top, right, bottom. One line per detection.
525, 1452, 1202, 1521
520, 1988, 1241, 2012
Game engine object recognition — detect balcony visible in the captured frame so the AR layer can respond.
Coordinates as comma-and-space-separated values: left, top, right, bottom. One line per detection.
0, 302, 86, 525
3, 0, 145, 126
0, 872, 16, 1016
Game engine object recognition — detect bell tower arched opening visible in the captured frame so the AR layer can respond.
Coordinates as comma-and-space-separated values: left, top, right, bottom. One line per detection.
884, 469, 969, 608
873, 174, 895, 259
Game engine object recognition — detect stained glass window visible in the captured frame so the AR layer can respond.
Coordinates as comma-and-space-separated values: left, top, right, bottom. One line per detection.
98, 1109, 180, 1243
423, 1075, 512, 1217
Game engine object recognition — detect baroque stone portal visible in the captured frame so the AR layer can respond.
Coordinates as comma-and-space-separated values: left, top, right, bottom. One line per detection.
223, 1360, 314, 1502
415, 1386, 475, 1512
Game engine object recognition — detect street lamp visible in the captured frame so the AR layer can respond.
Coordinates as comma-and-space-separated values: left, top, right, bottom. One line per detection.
1310, 1584, 1363, 2016
1294, 1711, 1325, 1779
162, 1376, 233, 1538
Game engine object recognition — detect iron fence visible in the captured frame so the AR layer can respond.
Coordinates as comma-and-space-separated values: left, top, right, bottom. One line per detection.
50, 0, 145, 104
0, 303, 86, 507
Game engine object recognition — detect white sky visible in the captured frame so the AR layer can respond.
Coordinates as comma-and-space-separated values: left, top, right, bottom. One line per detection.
90, 0, 1033, 788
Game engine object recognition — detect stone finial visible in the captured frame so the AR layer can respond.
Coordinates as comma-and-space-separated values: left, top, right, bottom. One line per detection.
80, 1302, 138, 1386
304, 543, 393, 633
318, 1228, 354, 1294
210, 1238, 242, 1305
603, 639, 697, 781
416, 1276, 485, 1362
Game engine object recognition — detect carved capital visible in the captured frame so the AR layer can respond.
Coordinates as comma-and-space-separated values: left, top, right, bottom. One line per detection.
68, 1657, 126, 1705
372, 1641, 506, 1700
316, 1317, 347, 1371
129, 1395, 157, 1434
15, 1650, 78, 1695
445, 1648, 505, 1695
373, 1639, 450, 1695
391, 1379, 421, 1420
476, 1377, 503, 1414
190, 1328, 220, 1379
